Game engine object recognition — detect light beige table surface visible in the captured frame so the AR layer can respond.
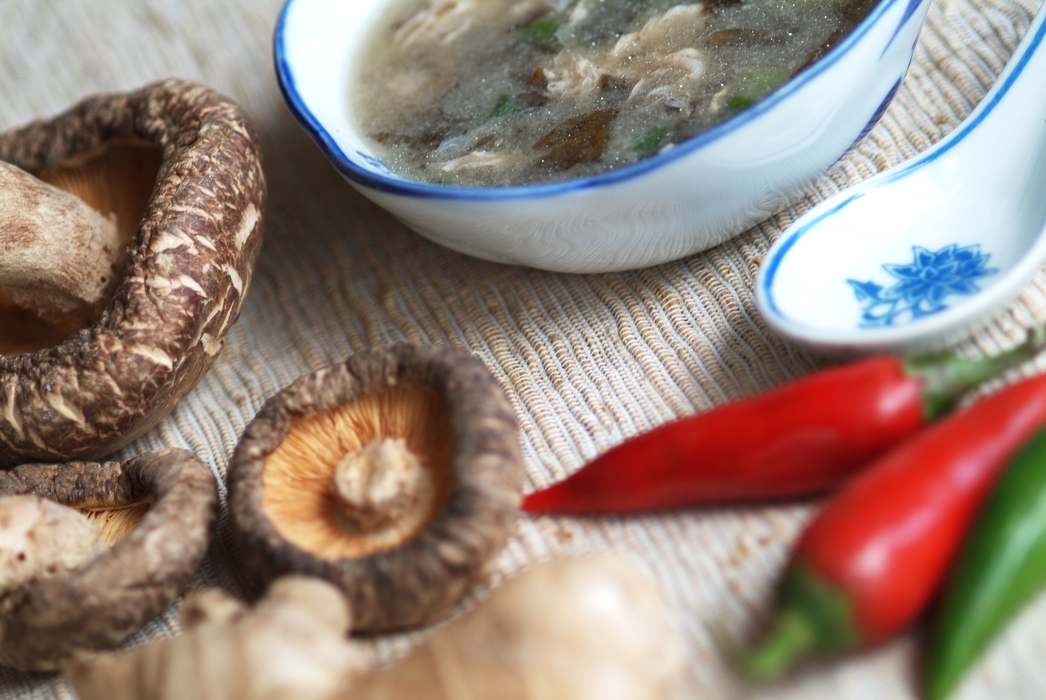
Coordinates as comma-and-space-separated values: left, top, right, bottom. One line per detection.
1, 0, 1045, 697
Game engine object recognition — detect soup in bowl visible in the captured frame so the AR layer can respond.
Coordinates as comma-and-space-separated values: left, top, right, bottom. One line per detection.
275, 0, 930, 272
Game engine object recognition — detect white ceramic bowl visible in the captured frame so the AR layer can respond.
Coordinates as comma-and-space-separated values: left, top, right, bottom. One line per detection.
275, 0, 931, 273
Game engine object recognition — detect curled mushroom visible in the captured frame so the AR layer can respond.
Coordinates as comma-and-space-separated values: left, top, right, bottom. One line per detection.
0, 79, 265, 467
0, 448, 218, 671
228, 343, 523, 632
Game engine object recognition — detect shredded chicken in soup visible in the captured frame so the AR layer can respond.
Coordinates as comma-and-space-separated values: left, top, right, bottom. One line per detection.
353, 0, 876, 186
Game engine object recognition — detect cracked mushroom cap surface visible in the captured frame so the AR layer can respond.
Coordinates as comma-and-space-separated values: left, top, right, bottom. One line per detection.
228, 343, 524, 633
0, 79, 265, 468
0, 447, 218, 671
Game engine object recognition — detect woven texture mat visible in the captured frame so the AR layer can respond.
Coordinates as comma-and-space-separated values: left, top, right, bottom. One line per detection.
1, 0, 1045, 697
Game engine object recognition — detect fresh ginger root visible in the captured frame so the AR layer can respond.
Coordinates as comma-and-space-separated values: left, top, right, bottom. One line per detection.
0, 159, 124, 328
344, 555, 687, 700
68, 556, 685, 700
67, 576, 369, 700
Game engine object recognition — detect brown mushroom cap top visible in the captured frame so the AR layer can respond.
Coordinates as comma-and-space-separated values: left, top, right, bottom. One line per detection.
0, 79, 265, 467
228, 343, 523, 633
0, 447, 218, 672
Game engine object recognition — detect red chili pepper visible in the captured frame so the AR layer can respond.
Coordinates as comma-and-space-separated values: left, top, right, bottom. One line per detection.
741, 368, 1046, 677
523, 336, 1041, 514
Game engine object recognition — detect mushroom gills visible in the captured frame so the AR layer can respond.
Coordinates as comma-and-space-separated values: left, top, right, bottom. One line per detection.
262, 386, 454, 559
0, 289, 75, 356
0, 142, 162, 357
78, 497, 155, 547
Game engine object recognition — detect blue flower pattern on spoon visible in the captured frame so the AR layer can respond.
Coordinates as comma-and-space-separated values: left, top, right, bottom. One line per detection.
847, 244, 998, 328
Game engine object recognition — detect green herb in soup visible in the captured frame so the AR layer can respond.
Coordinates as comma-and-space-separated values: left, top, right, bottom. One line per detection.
353, 0, 877, 187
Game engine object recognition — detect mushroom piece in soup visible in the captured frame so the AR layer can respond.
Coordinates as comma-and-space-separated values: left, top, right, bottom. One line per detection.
353, 0, 878, 187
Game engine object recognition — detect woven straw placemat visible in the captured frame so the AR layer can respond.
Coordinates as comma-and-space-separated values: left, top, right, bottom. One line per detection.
0, 0, 1044, 697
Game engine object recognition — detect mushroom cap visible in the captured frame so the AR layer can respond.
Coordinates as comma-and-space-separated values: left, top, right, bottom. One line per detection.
0, 79, 265, 467
0, 448, 218, 671
228, 343, 523, 633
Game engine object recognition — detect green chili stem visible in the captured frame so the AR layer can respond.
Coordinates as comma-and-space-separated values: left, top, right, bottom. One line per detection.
740, 610, 815, 679
907, 325, 1045, 421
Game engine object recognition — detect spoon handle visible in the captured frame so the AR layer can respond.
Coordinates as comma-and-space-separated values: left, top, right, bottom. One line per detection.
934, 5, 1046, 162
756, 3, 1046, 355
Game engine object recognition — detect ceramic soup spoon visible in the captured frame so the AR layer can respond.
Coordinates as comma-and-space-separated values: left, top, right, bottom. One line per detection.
756, 3, 1046, 355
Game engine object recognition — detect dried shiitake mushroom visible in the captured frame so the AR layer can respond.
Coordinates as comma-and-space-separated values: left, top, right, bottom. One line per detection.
228, 343, 523, 633
0, 79, 265, 467
0, 448, 218, 671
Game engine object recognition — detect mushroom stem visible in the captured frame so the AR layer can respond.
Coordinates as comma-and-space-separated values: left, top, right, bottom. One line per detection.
333, 437, 435, 537
0, 160, 125, 327
0, 496, 107, 600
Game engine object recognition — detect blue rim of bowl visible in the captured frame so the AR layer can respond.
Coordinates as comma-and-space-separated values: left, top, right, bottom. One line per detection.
274, 0, 922, 201
756, 7, 1046, 340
